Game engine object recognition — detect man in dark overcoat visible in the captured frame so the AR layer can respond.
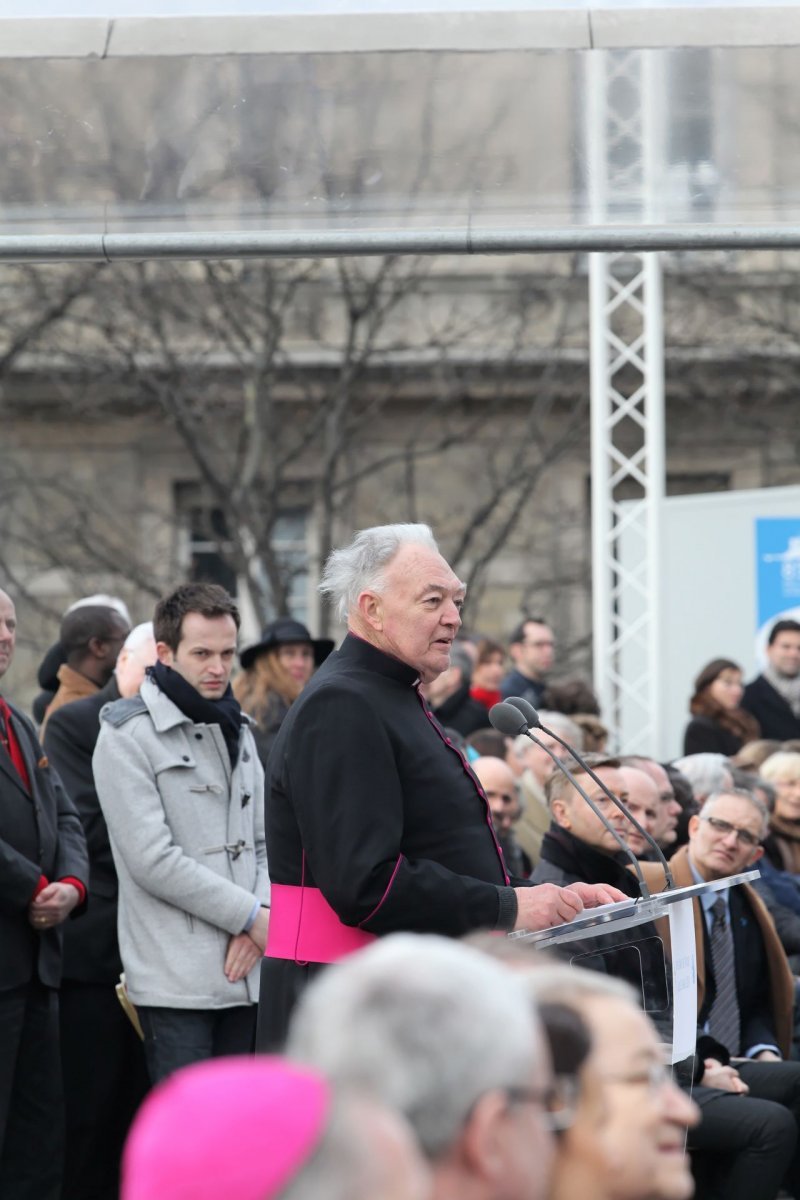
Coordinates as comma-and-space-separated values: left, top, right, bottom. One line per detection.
0, 587, 89, 1200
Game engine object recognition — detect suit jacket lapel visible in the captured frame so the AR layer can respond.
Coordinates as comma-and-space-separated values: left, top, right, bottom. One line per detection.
0, 740, 32, 798
0, 704, 35, 800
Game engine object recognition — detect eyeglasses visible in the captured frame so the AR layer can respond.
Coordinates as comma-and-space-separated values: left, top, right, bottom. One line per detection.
603, 1060, 673, 1095
505, 1075, 578, 1133
700, 814, 761, 848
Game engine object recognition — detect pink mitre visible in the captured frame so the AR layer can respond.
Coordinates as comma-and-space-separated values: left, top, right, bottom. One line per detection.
122, 1056, 330, 1200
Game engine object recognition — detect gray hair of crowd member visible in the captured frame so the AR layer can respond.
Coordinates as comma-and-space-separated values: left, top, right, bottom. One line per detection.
510, 711, 584, 765
319, 524, 441, 623
752, 777, 777, 813
287, 933, 543, 1160
672, 753, 733, 802
120, 621, 155, 655
66, 593, 131, 624
699, 788, 770, 840
537, 710, 585, 750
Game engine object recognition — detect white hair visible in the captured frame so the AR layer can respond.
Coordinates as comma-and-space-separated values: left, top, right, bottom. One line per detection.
287, 934, 544, 1160
122, 621, 154, 655
672, 753, 732, 800
319, 524, 440, 623
65, 593, 131, 624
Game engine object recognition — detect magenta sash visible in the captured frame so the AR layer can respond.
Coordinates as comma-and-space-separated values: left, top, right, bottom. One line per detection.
265, 884, 376, 964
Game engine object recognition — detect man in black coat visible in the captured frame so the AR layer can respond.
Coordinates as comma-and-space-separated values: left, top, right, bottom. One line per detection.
258, 525, 626, 1047
425, 640, 489, 737
742, 618, 800, 741
0, 587, 89, 1200
42, 622, 155, 1200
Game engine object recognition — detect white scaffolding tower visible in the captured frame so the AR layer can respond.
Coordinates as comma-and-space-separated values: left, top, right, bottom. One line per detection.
588, 49, 666, 753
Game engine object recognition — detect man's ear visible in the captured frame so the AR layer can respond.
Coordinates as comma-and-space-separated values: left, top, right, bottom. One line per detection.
357, 590, 383, 632
459, 1089, 508, 1184
550, 797, 570, 830
156, 641, 174, 667
87, 635, 109, 660
748, 844, 765, 868
687, 813, 701, 840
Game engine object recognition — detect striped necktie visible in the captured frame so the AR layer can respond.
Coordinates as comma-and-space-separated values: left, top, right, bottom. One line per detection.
707, 897, 741, 1056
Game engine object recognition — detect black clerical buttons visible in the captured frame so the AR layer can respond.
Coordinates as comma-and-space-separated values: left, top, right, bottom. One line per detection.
194, 733, 203, 740
241, 792, 251, 808
182, 755, 190, 762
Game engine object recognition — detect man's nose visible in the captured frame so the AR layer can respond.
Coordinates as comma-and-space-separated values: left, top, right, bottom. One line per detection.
442, 600, 461, 627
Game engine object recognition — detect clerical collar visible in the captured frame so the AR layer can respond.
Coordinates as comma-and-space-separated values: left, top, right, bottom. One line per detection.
339, 632, 420, 687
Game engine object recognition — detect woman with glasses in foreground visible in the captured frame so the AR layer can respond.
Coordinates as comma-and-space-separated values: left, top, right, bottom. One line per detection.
526, 965, 700, 1200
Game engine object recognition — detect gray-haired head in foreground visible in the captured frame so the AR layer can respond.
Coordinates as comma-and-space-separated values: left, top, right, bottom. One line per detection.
319, 524, 440, 624
672, 752, 732, 800
286, 933, 544, 1161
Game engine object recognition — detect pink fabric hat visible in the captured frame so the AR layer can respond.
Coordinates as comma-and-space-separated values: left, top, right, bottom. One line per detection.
122, 1056, 331, 1200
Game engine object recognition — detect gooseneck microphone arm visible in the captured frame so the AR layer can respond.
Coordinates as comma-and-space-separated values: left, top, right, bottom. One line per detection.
489, 701, 651, 901
504, 696, 676, 891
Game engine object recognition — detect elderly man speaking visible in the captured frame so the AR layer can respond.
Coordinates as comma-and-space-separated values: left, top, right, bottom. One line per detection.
258, 524, 625, 1045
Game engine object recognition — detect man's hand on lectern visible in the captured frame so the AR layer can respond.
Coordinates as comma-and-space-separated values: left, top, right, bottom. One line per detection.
513, 881, 629, 932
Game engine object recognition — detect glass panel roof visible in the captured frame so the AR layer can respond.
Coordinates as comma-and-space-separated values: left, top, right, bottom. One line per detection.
2, 4, 800, 252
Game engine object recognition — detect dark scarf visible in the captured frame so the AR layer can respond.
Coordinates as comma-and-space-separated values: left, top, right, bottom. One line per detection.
540, 824, 641, 896
148, 662, 244, 768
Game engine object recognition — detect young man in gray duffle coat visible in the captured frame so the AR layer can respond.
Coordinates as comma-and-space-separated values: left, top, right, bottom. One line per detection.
93, 583, 269, 1084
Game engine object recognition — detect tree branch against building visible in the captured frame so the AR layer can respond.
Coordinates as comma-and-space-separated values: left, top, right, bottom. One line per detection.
0, 253, 589, 640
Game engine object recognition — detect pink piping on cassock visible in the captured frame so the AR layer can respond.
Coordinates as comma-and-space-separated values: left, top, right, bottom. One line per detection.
358, 853, 404, 928
413, 684, 510, 885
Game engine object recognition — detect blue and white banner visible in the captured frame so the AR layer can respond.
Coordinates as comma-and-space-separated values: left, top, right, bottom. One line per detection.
755, 517, 800, 658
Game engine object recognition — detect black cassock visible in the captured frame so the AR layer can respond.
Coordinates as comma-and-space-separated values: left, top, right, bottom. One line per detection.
257, 633, 525, 1047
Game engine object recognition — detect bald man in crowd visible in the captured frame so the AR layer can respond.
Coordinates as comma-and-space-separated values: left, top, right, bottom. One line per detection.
44, 622, 157, 1200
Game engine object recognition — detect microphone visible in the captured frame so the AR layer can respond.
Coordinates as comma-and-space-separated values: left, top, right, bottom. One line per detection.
490, 701, 651, 900
504, 696, 675, 890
